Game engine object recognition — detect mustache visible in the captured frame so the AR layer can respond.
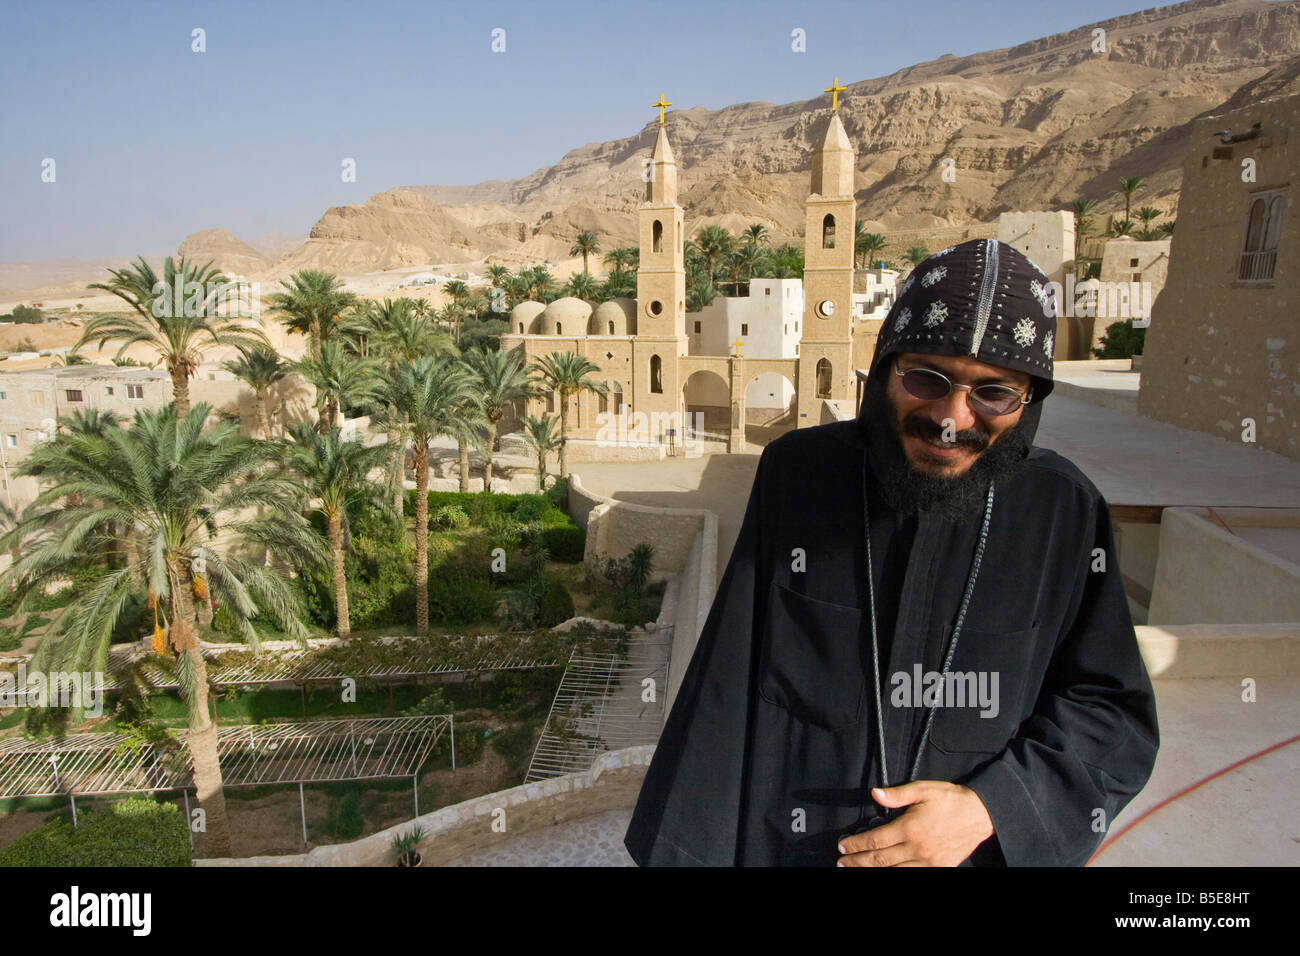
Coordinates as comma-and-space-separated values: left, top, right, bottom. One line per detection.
900, 412, 991, 452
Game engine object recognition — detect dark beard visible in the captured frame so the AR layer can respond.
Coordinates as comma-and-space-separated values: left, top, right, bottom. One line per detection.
863, 379, 1032, 523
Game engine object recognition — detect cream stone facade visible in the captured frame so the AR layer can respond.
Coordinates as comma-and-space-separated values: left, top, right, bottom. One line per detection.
499, 105, 860, 454
1139, 92, 1299, 461
0, 363, 314, 508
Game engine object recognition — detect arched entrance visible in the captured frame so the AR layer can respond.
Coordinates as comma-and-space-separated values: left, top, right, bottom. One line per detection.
682, 369, 730, 438
744, 371, 797, 447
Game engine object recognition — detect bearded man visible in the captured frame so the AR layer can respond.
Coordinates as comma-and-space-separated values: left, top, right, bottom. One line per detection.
624, 239, 1159, 867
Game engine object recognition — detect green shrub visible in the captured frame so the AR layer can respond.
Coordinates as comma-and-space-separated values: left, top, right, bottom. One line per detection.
481, 509, 522, 549
212, 601, 243, 637
0, 797, 191, 866
514, 495, 548, 523
490, 724, 538, 773
1092, 319, 1146, 359
427, 568, 496, 625
545, 478, 569, 509
432, 504, 469, 530
538, 577, 575, 627
11, 304, 43, 324
542, 525, 586, 563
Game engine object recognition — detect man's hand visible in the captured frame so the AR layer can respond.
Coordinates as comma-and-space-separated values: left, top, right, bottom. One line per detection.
837, 781, 994, 867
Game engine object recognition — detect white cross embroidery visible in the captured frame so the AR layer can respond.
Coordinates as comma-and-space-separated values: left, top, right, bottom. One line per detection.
923, 300, 948, 328
1013, 317, 1037, 347
893, 307, 912, 333
922, 266, 948, 288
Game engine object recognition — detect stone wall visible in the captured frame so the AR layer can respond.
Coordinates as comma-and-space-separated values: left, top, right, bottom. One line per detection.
197, 746, 655, 867
568, 473, 717, 712
1138, 93, 1299, 461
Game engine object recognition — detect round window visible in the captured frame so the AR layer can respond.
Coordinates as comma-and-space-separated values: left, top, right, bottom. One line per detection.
648, 300, 663, 316
817, 299, 835, 318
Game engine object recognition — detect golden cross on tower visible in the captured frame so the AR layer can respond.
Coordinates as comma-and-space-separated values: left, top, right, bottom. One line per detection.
731, 335, 745, 358
652, 94, 672, 125
824, 76, 846, 111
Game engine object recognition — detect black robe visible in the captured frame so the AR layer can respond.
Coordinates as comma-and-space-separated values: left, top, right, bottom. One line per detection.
623, 409, 1159, 867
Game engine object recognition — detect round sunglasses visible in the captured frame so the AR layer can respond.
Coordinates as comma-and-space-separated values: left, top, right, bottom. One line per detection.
894, 359, 1032, 416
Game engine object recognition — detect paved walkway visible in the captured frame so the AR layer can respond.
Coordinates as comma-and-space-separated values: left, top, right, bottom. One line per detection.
445, 807, 634, 866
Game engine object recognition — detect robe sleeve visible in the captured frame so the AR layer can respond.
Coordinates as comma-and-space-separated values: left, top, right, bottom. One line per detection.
962, 491, 1160, 866
623, 450, 768, 866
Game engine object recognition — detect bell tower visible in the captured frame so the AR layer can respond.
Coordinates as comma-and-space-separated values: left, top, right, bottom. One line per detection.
797, 78, 857, 425
636, 95, 687, 348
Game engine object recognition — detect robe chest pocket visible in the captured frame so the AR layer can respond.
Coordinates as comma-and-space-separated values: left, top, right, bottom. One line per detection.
758, 583, 866, 732
928, 623, 1037, 755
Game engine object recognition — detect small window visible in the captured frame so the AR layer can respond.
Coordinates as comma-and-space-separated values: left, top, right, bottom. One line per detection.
765, 288, 771, 296
608, 320, 615, 334
784, 324, 788, 334
4, 434, 15, 447
556, 322, 562, 334
652, 220, 663, 253
795, 321, 799, 333
693, 321, 701, 333
1129, 258, 1139, 267
1132, 273, 1141, 283
816, 358, 832, 398
741, 324, 748, 335
127, 384, 144, 400
0, 390, 5, 400
105, 386, 114, 396
1239, 189, 1286, 281
822, 214, 836, 249
650, 355, 663, 393
65, 389, 83, 403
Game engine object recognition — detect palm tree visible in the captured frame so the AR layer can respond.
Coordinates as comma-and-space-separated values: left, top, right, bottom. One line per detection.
223, 345, 287, 439
1158, 220, 1176, 237
80, 256, 270, 423
280, 422, 392, 638
371, 356, 477, 635
602, 248, 637, 273
486, 264, 512, 289
293, 339, 379, 434
1066, 198, 1098, 241
903, 246, 931, 268
529, 352, 608, 479
1117, 177, 1145, 223
465, 348, 535, 486
267, 270, 356, 357
364, 300, 453, 512
856, 226, 887, 269
512, 414, 562, 491
570, 232, 601, 274
564, 272, 600, 300
441, 280, 470, 308
693, 226, 736, 284
1136, 206, 1162, 239
1108, 218, 1136, 238
0, 403, 326, 856
743, 223, 769, 248
525, 266, 556, 302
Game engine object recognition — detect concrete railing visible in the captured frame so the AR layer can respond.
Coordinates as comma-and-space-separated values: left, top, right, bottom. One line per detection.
1148, 507, 1300, 625
1137, 623, 1300, 678
197, 746, 654, 867
567, 473, 717, 713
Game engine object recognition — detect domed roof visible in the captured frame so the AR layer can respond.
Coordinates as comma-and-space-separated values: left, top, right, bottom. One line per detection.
592, 298, 636, 335
510, 300, 547, 324
541, 297, 594, 324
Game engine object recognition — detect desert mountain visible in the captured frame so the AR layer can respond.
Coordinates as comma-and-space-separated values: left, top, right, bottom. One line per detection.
177, 228, 273, 277
251, 0, 1300, 276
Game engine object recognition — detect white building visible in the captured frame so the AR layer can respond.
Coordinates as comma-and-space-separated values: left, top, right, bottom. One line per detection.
690, 278, 802, 416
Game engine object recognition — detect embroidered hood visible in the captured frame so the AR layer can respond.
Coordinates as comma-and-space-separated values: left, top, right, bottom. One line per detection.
859, 238, 1057, 449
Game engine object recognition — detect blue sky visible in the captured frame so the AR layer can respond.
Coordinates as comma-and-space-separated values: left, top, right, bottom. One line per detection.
1, 0, 1172, 261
